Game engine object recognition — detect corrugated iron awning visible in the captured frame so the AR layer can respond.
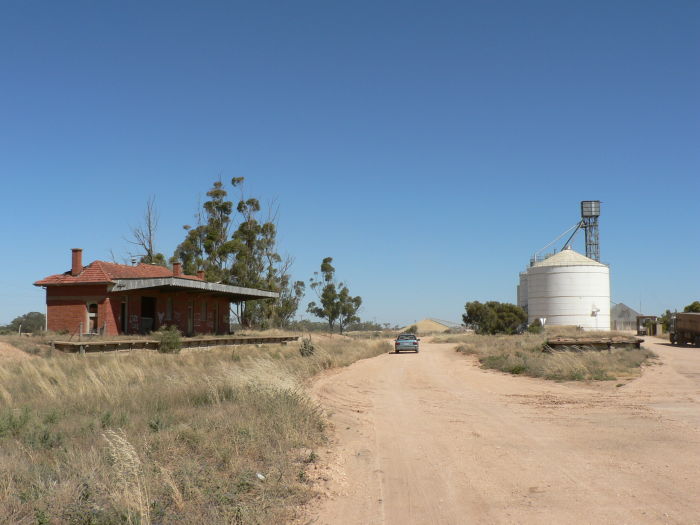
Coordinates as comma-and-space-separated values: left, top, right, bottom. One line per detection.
111, 277, 278, 301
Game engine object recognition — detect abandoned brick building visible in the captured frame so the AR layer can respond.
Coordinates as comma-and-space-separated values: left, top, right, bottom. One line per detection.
34, 249, 278, 336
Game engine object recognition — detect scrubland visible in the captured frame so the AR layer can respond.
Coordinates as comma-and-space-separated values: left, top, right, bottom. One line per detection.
0, 335, 389, 524
447, 328, 655, 381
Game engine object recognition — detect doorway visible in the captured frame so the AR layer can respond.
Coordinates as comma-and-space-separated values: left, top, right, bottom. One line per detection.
214, 302, 219, 334
120, 301, 128, 334
140, 296, 157, 333
187, 301, 194, 336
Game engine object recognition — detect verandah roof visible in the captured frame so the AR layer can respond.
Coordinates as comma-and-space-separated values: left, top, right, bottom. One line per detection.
111, 277, 278, 302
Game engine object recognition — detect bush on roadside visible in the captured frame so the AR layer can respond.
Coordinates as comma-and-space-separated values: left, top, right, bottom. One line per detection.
455, 331, 655, 381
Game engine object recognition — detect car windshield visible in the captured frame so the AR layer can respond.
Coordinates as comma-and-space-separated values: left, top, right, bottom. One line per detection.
398, 334, 416, 340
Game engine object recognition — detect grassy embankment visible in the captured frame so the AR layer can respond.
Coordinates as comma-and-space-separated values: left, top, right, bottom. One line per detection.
433, 328, 655, 381
0, 334, 389, 524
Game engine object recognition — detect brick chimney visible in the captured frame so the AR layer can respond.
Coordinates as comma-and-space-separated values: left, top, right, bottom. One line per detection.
71, 248, 83, 276
197, 270, 205, 280
172, 262, 182, 276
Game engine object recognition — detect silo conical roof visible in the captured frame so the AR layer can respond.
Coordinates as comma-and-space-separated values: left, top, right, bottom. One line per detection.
532, 247, 605, 268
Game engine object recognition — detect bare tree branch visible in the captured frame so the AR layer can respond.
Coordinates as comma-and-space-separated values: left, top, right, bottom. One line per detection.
125, 195, 160, 263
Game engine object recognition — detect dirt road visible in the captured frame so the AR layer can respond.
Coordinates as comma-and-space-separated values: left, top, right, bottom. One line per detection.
305, 337, 700, 525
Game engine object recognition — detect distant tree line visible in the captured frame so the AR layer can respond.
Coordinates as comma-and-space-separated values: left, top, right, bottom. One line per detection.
286, 320, 392, 333
462, 300, 700, 335
0, 312, 45, 334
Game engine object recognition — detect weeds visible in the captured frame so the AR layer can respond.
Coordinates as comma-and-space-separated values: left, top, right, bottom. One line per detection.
103, 429, 151, 525
454, 330, 655, 381
0, 335, 388, 523
299, 337, 315, 357
431, 333, 476, 344
154, 325, 182, 354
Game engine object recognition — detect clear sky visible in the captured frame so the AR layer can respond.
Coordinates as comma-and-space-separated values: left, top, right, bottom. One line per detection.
1, 1, 698, 326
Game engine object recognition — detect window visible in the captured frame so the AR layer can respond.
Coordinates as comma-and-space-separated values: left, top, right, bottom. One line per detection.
120, 300, 128, 334
166, 298, 173, 321
200, 300, 207, 321
87, 303, 98, 334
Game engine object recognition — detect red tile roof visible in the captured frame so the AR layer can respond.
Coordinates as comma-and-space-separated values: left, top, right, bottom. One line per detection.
35, 261, 204, 286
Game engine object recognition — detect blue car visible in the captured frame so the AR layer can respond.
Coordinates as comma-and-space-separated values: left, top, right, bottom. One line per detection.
394, 333, 420, 353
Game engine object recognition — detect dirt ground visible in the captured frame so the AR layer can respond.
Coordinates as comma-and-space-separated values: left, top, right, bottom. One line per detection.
302, 336, 700, 525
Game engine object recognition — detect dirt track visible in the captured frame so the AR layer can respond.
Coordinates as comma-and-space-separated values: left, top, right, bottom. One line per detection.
305, 337, 700, 524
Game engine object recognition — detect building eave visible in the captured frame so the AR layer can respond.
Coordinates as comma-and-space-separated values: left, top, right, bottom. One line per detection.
111, 277, 279, 301
33, 280, 114, 287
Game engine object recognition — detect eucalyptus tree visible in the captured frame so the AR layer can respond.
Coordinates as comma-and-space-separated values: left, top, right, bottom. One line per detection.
307, 257, 362, 334
463, 301, 526, 335
173, 177, 304, 328
337, 287, 362, 334
173, 181, 235, 281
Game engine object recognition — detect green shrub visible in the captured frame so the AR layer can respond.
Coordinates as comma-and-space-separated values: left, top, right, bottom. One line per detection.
527, 318, 544, 334
463, 301, 527, 335
0, 408, 31, 437
154, 325, 182, 354
404, 325, 418, 334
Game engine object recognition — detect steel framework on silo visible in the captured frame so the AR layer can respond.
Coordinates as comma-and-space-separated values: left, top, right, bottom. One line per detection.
581, 201, 600, 261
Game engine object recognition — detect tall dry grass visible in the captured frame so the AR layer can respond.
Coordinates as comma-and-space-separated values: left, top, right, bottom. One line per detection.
0, 336, 389, 524
451, 328, 655, 381
431, 333, 476, 344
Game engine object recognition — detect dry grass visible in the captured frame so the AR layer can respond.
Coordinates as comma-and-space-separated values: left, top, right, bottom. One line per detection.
451, 328, 655, 381
431, 333, 476, 344
0, 334, 52, 356
0, 336, 390, 524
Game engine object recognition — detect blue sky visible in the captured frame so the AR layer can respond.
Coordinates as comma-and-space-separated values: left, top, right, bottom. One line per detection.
1, 1, 698, 326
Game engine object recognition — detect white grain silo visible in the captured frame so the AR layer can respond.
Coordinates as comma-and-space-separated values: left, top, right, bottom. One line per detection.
526, 247, 610, 330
